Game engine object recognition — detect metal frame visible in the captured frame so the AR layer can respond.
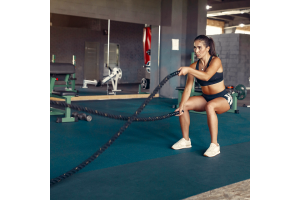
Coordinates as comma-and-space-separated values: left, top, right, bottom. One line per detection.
50, 75, 76, 122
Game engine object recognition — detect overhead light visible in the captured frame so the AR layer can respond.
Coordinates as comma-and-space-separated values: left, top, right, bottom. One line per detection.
207, 9, 250, 17
206, 5, 212, 10
239, 23, 245, 27
224, 24, 250, 29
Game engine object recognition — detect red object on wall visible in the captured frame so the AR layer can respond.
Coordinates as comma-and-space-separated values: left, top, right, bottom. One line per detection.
143, 27, 151, 65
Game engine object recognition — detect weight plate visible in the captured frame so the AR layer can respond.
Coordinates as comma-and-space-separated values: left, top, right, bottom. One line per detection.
234, 84, 247, 100
86, 115, 92, 122
141, 78, 147, 89
118, 68, 122, 80
145, 79, 150, 89
141, 78, 150, 89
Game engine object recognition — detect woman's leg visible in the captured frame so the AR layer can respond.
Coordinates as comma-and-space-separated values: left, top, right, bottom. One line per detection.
205, 97, 230, 145
179, 96, 207, 140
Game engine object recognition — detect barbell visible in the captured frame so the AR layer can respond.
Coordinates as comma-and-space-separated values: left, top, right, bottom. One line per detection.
226, 84, 247, 100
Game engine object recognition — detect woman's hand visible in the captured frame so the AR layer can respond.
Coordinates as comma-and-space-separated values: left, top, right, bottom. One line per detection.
175, 104, 184, 116
178, 67, 190, 76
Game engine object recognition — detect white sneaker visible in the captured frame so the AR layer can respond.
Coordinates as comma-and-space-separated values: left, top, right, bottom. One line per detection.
204, 143, 220, 157
171, 138, 192, 150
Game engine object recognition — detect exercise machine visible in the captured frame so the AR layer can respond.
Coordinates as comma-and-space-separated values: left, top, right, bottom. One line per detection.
95, 19, 122, 95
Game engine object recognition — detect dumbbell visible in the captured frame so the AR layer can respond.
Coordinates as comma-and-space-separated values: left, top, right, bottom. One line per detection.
72, 112, 79, 118
71, 112, 92, 122
78, 113, 92, 122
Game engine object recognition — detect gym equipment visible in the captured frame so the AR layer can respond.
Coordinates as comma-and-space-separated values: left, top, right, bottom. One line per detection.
138, 76, 150, 94
234, 84, 247, 100
50, 70, 180, 186
143, 61, 151, 73
143, 27, 151, 67
96, 67, 122, 93
82, 79, 98, 88
50, 63, 79, 123
78, 113, 92, 122
72, 112, 92, 122
96, 19, 122, 95
139, 26, 151, 94
56, 116, 78, 123
141, 78, 150, 89
51, 55, 77, 93
71, 112, 79, 118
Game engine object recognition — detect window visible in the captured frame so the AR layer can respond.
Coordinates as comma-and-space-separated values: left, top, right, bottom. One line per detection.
206, 25, 222, 35
235, 29, 250, 34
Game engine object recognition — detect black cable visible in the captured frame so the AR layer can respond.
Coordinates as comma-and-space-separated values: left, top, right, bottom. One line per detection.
50, 101, 179, 122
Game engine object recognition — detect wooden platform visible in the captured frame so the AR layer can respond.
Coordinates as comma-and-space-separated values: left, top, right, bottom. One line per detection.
50, 93, 159, 101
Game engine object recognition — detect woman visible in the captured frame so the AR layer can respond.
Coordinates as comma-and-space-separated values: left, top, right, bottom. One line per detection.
172, 35, 232, 157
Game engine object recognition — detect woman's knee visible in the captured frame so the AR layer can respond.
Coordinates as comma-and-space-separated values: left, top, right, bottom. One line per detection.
205, 102, 216, 113
183, 96, 207, 111
182, 103, 191, 111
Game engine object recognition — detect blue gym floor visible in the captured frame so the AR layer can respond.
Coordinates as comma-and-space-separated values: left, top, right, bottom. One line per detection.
50, 97, 250, 199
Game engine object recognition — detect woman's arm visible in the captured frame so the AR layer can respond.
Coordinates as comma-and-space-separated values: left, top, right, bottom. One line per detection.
175, 63, 196, 116
178, 57, 222, 81
180, 72, 194, 106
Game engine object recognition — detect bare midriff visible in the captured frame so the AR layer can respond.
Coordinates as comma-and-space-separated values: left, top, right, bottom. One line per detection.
201, 80, 226, 95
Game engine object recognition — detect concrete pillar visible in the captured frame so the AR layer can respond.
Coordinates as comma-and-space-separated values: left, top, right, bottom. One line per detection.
150, 0, 207, 98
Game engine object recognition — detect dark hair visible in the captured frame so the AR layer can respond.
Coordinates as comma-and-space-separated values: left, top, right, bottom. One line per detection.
194, 35, 217, 57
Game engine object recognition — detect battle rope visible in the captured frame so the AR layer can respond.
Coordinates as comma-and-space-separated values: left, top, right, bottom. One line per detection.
50, 70, 180, 186
51, 101, 179, 122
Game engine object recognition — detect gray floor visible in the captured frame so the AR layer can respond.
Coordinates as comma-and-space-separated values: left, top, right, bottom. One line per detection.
184, 179, 250, 200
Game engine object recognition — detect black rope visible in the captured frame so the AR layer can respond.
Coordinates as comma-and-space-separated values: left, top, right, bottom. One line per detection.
50, 101, 178, 122
50, 70, 180, 186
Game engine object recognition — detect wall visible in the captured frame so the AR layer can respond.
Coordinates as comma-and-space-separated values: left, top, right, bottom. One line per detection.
150, 0, 207, 98
238, 34, 250, 86
50, 0, 209, 98
208, 33, 250, 87
50, 20, 145, 84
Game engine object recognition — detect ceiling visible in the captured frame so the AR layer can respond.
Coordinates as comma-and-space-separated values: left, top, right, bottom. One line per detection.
207, 0, 250, 27
50, 0, 250, 30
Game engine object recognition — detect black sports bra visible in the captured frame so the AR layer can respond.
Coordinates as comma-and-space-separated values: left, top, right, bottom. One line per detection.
195, 56, 223, 86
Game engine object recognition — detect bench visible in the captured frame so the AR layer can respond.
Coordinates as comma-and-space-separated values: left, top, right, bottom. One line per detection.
175, 79, 239, 114
50, 63, 79, 122
51, 63, 77, 92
